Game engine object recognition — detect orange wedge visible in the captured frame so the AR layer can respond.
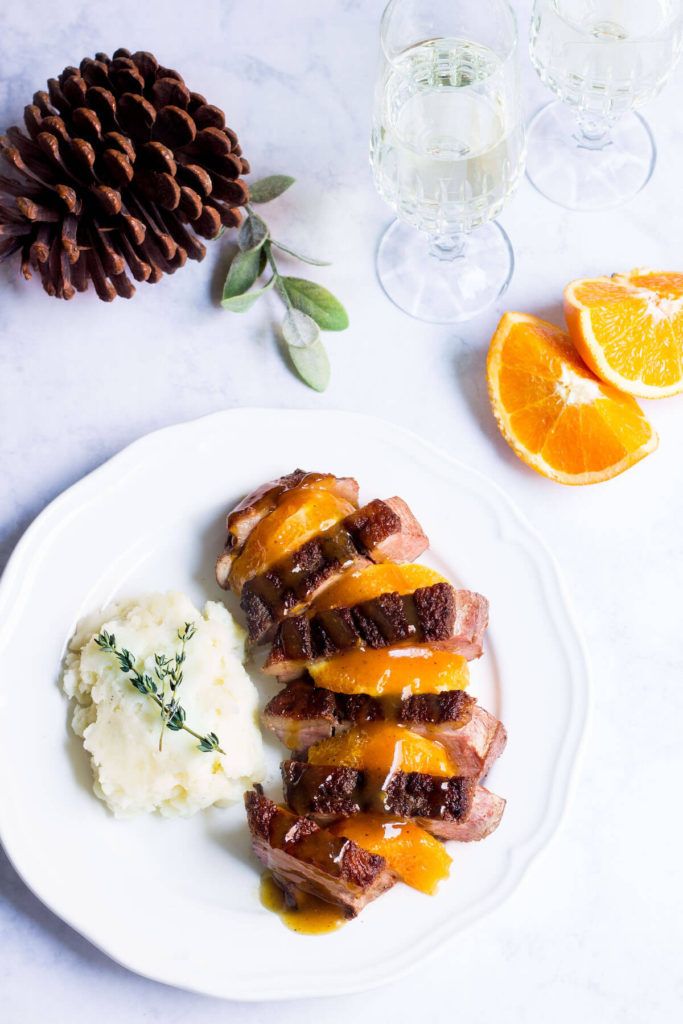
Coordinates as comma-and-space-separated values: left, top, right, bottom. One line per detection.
307, 722, 457, 777
487, 312, 658, 485
564, 269, 683, 398
309, 646, 470, 697
313, 563, 446, 612
229, 487, 355, 592
330, 815, 451, 894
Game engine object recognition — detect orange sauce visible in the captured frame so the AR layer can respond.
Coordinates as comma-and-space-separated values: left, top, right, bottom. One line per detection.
309, 645, 470, 696
230, 488, 355, 592
259, 873, 347, 934
313, 563, 447, 611
330, 815, 452, 895
308, 721, 458, 777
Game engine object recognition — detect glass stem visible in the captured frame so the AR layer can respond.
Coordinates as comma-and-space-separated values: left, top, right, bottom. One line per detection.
573, 111, 615, 150
428, 231, 468, 262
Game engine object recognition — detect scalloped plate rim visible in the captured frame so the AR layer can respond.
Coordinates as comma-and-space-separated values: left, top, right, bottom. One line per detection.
0, 408, 590, 1001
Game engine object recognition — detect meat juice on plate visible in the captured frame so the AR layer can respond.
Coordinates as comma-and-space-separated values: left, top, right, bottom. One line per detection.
530, 0, 683, 119
370, 38, 525, 235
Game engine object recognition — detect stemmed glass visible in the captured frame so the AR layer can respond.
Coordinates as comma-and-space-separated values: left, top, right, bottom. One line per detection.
527, 0, 683, 210
370, 0, 525, 323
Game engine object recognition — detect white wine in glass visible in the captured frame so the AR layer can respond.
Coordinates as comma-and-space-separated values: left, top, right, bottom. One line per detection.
371, 1, 525, 323
527, 0, 683, 210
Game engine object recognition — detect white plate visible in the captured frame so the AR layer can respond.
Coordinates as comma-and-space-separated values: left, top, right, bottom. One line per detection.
0, 409, 588, 1001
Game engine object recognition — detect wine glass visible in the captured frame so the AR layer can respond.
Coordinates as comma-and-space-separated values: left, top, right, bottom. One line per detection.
370, 0, 525, 323
527, 0, 683, 210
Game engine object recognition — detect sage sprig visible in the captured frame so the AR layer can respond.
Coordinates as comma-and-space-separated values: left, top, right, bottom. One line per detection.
94, 626, 225, 755
221, 175, 349, 391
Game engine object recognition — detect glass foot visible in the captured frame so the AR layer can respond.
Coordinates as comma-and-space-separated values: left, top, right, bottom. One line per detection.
376, 219, 514, 324
526, 100, 656, 211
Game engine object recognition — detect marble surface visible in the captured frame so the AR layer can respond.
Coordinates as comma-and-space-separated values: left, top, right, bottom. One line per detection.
1, 0, 682, 1020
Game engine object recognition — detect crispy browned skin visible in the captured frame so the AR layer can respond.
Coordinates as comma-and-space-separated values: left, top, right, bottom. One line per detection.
244, 788, 395, 916
261, 681, 505, 778
264, 584, 489, 680
216, 470, 360, 589
281, 760, 476, 822
240, 497, 429, 644
261, 678, 383, 754
416, 787, 506, 841
280, 762, 504, 842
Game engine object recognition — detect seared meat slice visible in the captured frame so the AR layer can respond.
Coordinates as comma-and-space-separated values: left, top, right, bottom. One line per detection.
281, 762, 504, 842
262, 683, 504, 779
240, 497, 429, 644
216, 470, 359, 589
244, 788, 395, 917
264, 584, 489, 680
352, 497, 428, 564
417, 787, 505, 841
261, 678, 382, 755
399, 696, 507, 779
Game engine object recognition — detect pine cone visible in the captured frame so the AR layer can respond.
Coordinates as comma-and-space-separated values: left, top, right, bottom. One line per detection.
0, 48, 250, 301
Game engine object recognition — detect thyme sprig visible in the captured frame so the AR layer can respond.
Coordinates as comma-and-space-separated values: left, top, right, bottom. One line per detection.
94, 625, 225, 755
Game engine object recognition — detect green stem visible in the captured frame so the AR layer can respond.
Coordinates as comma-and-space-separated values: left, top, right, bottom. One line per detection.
265, 240, 292, 310
243, 207, 290, 311
148, 691, 224, 754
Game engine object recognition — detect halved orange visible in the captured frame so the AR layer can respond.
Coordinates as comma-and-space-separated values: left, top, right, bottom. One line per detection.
487, 312, 658, 485
564, 269, 683, 398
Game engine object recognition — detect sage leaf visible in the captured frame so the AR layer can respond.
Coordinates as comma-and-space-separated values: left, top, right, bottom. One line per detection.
272, 239, 331, 267
222, 248, 261, 300
288, 338, 331, 391
281, 277, 349, 330
221, 277, 275, 312
282, 308, 320, 349
238, 212, 269, 252
249, 175, 296, 204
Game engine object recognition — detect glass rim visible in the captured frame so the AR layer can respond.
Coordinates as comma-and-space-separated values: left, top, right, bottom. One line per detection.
534, 0, 683, 42
379, 0, 519, 69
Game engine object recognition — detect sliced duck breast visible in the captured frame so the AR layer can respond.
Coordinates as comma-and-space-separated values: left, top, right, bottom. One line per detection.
240, 497, 429, 644
264, 584, 489, 680
244, 788, 396, 917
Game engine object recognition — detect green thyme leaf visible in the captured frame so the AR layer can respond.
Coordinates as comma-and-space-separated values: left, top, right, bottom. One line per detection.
165, 705, 186, 731
271, 239, 331, 267
288, 338, 331, 392
282, 308, 320, 349
198, 731, 222, 753
248, 175, 296, 204
281, 277, 349, 331
238, 212, 269, 252
221, 277, 275, 312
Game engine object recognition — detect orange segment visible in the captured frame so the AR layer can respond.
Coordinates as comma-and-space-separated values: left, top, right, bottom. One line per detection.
230, 487, 355, 592
309, 646, 469, 697
487, 312, 658, 485
564, 269, 683, 397
330, 814, 451, 894
313, 563, 446, 612
308, 722, 457, 777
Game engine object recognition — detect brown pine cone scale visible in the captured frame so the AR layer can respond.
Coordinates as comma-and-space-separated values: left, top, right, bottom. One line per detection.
0, 48, 250, 300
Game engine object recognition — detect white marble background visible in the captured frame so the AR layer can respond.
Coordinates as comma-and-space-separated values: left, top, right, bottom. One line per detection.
1, 0, 682, 1021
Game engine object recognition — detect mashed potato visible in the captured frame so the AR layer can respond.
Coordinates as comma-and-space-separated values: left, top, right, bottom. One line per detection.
63, 592, 264, 818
